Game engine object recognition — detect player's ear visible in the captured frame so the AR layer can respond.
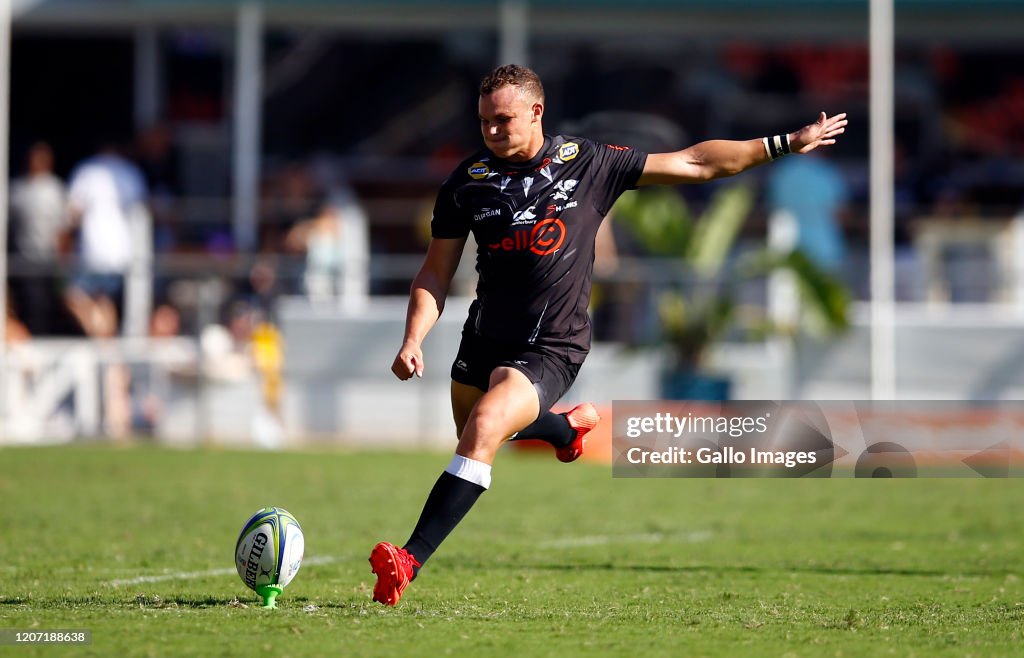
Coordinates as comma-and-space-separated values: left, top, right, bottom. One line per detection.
532, 102, 544, 123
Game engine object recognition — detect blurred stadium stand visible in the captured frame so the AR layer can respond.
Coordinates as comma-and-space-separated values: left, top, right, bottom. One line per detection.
5, 0, 1024, 444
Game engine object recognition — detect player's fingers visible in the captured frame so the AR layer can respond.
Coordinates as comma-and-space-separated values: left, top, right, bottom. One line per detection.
392, 355, 414, 380
412, 355, 425, 378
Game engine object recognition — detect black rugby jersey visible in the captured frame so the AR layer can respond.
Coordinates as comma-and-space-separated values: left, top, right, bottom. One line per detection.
431, 135, 648, 360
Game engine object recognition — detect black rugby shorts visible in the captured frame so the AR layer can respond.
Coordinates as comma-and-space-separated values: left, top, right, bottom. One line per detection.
450, 331, 582, 418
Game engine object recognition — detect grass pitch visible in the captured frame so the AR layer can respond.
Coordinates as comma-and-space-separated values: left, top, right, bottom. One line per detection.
0, 445, 1022, 657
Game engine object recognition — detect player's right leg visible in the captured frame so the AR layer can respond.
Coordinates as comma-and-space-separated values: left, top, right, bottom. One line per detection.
554, 403, 602, 462
502, 348, 599, 462
510, 403, 601, 462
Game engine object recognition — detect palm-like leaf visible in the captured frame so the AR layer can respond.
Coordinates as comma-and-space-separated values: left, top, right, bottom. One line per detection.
612, 182, 849, 369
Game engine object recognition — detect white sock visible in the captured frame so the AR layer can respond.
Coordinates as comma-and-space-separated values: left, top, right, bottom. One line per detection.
445, 454, 492, 490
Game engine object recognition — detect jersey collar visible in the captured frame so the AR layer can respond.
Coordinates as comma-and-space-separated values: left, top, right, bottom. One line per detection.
489, 135, 552, 173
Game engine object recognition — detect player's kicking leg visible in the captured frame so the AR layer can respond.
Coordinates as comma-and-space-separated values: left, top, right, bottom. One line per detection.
370, 367, 538, 606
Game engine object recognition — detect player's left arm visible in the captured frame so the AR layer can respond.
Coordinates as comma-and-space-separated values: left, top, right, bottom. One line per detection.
636, 112, 847, 186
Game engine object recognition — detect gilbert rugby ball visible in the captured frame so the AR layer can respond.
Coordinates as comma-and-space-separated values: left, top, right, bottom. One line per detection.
235, 506, 304, 592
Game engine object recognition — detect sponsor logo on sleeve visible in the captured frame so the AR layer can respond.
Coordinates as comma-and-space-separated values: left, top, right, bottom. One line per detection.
557, 142, 580, 161
605, 144, 631, 151
473, 208, 501, 222
468, 162, 491, 179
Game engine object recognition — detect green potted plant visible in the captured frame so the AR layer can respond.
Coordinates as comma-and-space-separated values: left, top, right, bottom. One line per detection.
609, 182, 850, 399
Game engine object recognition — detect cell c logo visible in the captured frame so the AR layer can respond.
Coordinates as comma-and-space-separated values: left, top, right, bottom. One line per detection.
530, 218, 566, 255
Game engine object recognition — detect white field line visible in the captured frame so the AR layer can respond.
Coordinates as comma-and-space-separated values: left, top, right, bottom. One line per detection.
105, 555, 339, 587
105, 533, 710, 586
537, 530, 712, 549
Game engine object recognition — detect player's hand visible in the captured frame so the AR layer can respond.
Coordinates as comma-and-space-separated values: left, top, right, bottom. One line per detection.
790, 112, 848, 154
392, 342, 424, 380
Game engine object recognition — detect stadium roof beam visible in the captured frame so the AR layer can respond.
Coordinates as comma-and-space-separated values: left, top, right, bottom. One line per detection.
10, 1, 1024, 45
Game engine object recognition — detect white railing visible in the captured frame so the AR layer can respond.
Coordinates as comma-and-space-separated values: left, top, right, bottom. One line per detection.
1, 337, 198, 444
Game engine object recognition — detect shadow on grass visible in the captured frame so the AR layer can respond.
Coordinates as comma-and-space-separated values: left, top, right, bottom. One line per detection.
479, 561, 1009, 579
0, 595, 241, 609
0, 594, 363, 610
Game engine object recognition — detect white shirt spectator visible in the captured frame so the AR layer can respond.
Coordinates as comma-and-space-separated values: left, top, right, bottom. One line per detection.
10, 170, 65, 262
67, 153, 148, 273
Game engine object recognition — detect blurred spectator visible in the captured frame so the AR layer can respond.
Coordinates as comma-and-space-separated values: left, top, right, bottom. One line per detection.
199, 299, 285, 447
130, 303, 184, 436
204, 258, 285, 447
199, 258, 281, 381
260, 162, 321, 254
242, 259, 285, 445
199, 304, 252, 383
249, 315, 284, 446
765, 151, 851, 275
8, 142, 67, 335
149, 301, 182, 337
134, 122, 182, 252
240, 256, 281, 323
4, 285, 31, 345
216, 256, 282, 352
63, 141, 149, 338
134, 122, 182, 304
100, 302, 185, 441
284, 201, 344, 302
589, 215, 634, 343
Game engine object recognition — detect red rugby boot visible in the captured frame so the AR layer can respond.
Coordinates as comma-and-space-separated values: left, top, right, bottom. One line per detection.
555, 402, 601, 463
369, 541, 421, 606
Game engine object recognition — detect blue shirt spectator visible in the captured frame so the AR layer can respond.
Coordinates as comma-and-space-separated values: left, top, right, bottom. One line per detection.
766, 153, 850, 272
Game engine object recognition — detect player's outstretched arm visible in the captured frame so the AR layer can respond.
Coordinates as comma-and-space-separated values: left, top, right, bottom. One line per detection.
392, 237, 467, 380
637, 112, 847, 186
